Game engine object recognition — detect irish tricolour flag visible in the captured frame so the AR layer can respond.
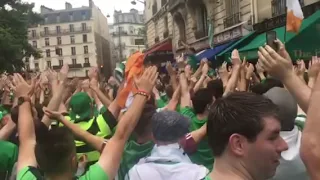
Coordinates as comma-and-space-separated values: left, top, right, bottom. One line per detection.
286, 0, 304, 33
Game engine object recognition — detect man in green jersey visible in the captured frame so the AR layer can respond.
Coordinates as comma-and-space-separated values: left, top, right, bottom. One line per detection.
205, 92, 288, 180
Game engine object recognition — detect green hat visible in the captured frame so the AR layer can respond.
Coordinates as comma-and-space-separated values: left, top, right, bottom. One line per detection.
69, 92, 92, 122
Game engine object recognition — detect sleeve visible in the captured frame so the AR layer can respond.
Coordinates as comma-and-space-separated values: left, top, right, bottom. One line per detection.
295, 114, 307, 122
16, 166, 39, 180
180, 107, 196, 119
102, 108, 118, 130
179, 133, 197, 154
79, 163, 109, 180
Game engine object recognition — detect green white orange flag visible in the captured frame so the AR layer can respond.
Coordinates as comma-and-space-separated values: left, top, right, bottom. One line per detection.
286, 0, 304, 33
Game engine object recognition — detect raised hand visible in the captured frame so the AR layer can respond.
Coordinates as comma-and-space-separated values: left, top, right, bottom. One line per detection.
202, 61, 209, 75
246, 63, 255, 80
88, 67, 99, 80
89, 78, 99, 91
308, 56, 320, 79
166, 61, 176, 76
134, 66, 158, 93
59, 64, 69, 83
274, 39, 292, 62
296, 60, 306, 77
176, 53, 187, 70
231, 49, 241, 66
12, 73, 33, 98
258, 45, 293, 81
43, 107, 64, 121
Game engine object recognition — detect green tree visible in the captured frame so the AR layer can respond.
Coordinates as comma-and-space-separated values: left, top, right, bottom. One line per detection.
0, 0, 42, 73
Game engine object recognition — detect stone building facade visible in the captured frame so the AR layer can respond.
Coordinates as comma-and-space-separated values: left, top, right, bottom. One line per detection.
27, 0, 113, 78
144, 0, 319, 57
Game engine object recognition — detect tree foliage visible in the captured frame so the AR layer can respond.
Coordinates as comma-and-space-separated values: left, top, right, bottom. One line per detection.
0, 0, 42, 73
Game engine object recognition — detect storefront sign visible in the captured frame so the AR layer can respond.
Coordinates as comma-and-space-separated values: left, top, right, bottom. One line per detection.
214, 26, 242, 45
292, 49, 320, 59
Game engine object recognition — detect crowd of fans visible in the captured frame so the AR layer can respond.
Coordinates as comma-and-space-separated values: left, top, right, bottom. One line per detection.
0, 39, 320, 180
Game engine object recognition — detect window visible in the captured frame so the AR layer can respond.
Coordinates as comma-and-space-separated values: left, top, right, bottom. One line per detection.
71, 47, 76, 55
119, 15, 123, 22
35, 63, 39, 69
83, 34, 87, 43
70, 36, 75, 44
69, 12, 73, 21
56, 48, 63, 56
129, 26, 134, 34
224, 0, 240, 28
85, 70, 89, 77
59, 59, 63, 66
271, 0, 303, 17
82, 11, 86, 20
69, 24, 74, 32
84, 45, 88, 54
81, 23, 87, 31
56, 26, 61, 34
85, 58, 89, 63
56, 14, 60, 23
44, 27, 49, 35
72, 58, 77, 65
45, 38, 50, 46
195, 4, 208, 38
46, 49, 51, 57
25, 57, 29, 63
32, 30, 36, 37
164, 16, 169, 32
47, 61, 51, 68
32, 41, 37, 48
154, 22, 158, 37
152, 0, 158, 15
57, 37, 62, 45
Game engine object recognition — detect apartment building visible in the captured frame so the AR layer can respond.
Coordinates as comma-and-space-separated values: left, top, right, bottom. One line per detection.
27, 0, 113, 78
144, 0, 255, 56
109, 9, 145, 62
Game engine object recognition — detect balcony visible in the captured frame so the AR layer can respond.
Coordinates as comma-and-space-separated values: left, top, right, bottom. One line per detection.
168, 0, 184, 12
40, 27, 92, 37
52, 65, 62, 70
83, 63, 91, 67
112, 31, 128, 36
223, 12, 241, 29
69, 63, 82, 69
28, 34, 40, 39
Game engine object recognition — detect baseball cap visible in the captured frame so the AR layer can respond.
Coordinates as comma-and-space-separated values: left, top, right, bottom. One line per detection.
69, 92, 92, 122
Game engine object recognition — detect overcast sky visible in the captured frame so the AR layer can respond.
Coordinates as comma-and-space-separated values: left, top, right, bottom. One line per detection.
22, 0, 145, 24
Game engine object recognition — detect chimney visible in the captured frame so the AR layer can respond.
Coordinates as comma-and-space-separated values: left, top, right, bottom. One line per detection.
40, 5, 54, 13
65, 2, 72, 10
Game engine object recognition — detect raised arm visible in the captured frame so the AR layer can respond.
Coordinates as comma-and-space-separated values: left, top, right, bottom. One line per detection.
301, 71, 320, 180
43, 108, 104, 151
223, 50, 241, 96
14, 74, 37, 172
97, 66, 158, 180
41, 65, 69, 127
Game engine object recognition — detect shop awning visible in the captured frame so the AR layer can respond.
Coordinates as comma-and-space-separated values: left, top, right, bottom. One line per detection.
196, 40, 236, 61
144, 39, 173, 57
238, 10, 320, 60
217, 32, 256, 60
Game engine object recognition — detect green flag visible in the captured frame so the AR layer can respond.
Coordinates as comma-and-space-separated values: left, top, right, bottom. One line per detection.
208, 20, 214, 48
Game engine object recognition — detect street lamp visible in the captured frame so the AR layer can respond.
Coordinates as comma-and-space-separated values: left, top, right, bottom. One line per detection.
131, 0, 145, 5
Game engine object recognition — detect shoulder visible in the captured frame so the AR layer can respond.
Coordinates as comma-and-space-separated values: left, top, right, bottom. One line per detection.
79, 163, 109, 180
17, 166, 42, 180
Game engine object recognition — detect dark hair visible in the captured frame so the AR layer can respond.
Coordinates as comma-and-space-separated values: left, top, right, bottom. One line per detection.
191, 88, 214, 114
207, 79, 224, 99
207, 92, 279, 157
35, 127, 76, 175
134, 104, 157, 136
250, 78, 284, 95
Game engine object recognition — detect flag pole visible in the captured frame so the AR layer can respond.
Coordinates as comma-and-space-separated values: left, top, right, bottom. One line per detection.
284, 1, 287, 44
